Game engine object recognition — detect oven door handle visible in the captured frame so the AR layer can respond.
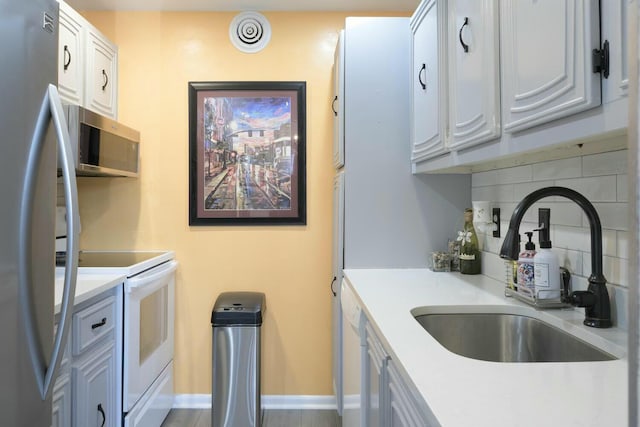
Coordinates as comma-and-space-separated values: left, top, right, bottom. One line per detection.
125, 261, 178, 294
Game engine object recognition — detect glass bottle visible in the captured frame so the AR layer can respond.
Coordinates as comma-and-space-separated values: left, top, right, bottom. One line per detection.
459, 208, 481, 274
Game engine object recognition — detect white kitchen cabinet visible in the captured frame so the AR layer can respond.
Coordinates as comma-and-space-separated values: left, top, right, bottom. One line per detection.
410, 0, 448, 162
447, 0, 500, 150
412, 0, 627, 174
387, 361, 431, 427
84, 27, 118, 120
332, 30, 345, 170
331, 171, 345, 414
54, 285, 123, 427
500, 0, 602, 133
602, 0, 628, 102
57, 1, 118, 120
58, 2, 84, 106
365, 322, 390, 427
52, 372, 72, 427
73, 342, 117, 427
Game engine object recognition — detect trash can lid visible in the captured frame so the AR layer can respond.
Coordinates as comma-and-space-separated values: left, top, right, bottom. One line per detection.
211, 291, 266, 326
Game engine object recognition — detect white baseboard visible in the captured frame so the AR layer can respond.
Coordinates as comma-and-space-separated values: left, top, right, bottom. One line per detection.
173, 394, 337, 410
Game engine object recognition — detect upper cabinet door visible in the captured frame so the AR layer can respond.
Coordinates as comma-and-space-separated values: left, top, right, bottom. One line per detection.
84, 28, 118, 120
447, 0, 500, 150
410, 0, 448, 162
501, 0, 601, 133
333, 31, 345, 169
58, 2, 84, 106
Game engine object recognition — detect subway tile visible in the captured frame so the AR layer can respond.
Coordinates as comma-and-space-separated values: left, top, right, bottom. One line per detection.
617, 174, 628, 202
588, 203, 628, 231
496, 165, 533, 184
617, 231, 629, 259
472, 170, 498, 187
582, 255, 628, 287
609, 284, 628, 330
472, 185, 515, 203
552, 226, 616, 257
582, 150, 628, 176
554, 247, 583, 276
481, 251, 507, 283
532, 157, 582, 181
555, 176, 617, 202
513, 181, 556, 201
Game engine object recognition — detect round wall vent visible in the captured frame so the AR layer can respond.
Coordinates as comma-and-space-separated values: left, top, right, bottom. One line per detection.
229, 11, 271, 54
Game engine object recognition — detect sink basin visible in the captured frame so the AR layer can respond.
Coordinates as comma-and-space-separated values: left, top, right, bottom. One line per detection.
413, 312, 616, 363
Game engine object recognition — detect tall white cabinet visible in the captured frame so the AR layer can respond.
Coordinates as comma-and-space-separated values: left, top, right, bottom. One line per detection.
332, 17, 471, 419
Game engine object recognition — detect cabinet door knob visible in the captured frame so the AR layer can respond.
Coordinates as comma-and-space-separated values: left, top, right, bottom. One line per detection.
63, 45, 71, 71
101, 69, 109, 91
97, 403, 106, 427
459, 17, 470, 53
418, 63, 426, 90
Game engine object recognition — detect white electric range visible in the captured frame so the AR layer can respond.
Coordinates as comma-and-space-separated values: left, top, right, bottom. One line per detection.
61, 251, 177, 427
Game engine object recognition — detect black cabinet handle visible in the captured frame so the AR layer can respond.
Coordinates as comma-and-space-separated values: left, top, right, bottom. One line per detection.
97, 403, 106, 427
459, 17, 470, 53
63, 45, 71, 71
332, 96, 338, 117
101, 69, 109, 91
418, 63, 426, 90
330, 276, 337, 297
91, 317, 107, 330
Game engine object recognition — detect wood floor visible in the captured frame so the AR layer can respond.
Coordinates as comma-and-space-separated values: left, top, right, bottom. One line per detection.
161, 408, 341, 427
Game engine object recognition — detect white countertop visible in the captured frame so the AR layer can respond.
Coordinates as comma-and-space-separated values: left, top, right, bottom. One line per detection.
54, 272, 125, 314
343, 269, 628, 427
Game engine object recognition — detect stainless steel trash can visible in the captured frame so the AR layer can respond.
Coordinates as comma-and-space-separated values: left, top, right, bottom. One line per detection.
211, 292, 266, 427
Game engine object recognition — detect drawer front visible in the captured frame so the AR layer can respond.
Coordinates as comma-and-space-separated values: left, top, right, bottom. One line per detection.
73, 296, 116, 356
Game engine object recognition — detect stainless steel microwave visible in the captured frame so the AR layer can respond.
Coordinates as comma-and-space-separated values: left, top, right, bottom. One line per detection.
62, 105, 140, 177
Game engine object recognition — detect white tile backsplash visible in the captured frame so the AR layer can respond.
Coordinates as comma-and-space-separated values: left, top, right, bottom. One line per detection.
555, 176, 618, 202
582, 150, 628, 176
473, 150, 629, 329
532, 157, 582, 180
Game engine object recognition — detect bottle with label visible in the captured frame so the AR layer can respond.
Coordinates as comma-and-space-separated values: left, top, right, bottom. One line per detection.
534, 227, 560, 299
459, 208, 481, 275
517, 231, 536, 297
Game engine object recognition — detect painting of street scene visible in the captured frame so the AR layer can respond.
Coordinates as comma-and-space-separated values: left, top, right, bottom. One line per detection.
189, 82, 306, 225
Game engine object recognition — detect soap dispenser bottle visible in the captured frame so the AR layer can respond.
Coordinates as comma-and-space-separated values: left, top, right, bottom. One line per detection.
517, 232, 536, 297
533, 227, 560, 300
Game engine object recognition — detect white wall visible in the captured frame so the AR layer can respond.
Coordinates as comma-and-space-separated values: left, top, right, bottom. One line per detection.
472, 149, 629, 329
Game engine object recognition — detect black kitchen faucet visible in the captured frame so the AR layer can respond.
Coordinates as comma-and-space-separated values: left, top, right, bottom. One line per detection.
499, 186, 612, 328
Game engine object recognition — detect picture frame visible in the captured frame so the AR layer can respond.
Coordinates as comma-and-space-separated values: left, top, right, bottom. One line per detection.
188, 81, 306, 225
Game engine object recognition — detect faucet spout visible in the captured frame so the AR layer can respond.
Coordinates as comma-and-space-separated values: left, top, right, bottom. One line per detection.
499, 186, 611, 328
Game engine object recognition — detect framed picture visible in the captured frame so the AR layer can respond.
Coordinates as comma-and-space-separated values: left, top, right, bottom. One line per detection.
188, 81, 306, 225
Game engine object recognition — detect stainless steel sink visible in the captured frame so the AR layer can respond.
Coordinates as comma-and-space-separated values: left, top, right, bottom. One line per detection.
413, 312, 616, 362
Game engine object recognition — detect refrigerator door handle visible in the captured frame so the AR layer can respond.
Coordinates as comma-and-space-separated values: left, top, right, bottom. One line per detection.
19, 84, 79, 400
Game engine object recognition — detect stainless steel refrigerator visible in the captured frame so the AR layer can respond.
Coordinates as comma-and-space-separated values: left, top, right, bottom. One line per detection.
0, 0, 80, 425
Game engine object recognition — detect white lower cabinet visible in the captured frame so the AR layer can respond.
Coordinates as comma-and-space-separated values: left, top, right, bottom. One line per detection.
363, 317, 432, 427
387, 362, 429, 427
73, 342, 117, 427
52, 372, 72, 427
54, 284, 123, 427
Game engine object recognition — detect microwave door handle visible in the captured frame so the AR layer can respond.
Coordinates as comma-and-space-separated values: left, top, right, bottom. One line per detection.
19, 84, 79, 400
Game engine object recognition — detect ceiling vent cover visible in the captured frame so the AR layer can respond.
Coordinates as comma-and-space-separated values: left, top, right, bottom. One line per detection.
229, 11, 271, 54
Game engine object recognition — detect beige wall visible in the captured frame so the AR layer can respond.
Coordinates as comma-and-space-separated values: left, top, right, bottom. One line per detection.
77, 10, 404, 396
